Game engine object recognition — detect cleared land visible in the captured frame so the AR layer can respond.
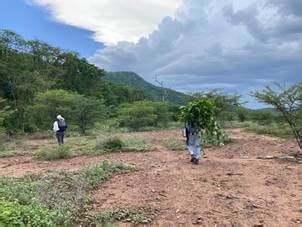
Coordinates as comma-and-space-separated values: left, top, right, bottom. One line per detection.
0, 129, 301, 226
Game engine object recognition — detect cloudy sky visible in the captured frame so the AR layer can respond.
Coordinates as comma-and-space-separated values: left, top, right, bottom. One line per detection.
1, 0, 301, 107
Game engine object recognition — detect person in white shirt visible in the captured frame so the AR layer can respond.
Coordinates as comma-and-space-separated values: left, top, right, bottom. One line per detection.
53, 115, 67, 145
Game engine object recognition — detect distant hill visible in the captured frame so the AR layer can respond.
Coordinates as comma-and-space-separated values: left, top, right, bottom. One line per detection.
104, 72, 189, 105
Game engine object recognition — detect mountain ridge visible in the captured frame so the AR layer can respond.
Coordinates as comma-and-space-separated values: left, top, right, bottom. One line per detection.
104, 71, 189, 105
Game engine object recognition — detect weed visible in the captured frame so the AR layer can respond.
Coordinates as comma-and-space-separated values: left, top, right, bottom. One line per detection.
0, 161, 135, 225
95, 136, 153, 154
34, 144, 72, 160
94, 209, 151, 224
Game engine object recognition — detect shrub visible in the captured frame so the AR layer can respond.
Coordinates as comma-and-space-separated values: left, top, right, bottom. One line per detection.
117, 101, 171, 130
95, 136, 153, 153
96, 137, 124, 151
34, 145, 72, 160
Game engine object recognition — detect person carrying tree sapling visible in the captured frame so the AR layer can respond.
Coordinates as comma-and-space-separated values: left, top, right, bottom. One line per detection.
185, 120, 205, 164
53, 115, 68, 145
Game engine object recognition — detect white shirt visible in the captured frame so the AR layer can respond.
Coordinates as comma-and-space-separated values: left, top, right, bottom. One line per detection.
53, 121, 59, 132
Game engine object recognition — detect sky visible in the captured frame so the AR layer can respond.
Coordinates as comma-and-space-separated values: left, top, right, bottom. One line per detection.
1, 0, 302, 108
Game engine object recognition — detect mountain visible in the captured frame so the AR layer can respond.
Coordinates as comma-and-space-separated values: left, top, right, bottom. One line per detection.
104, 71, 189, 105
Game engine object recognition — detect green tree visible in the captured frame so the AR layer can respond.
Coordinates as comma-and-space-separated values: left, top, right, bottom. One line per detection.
117, 101, 170, 130
28, 90, 104, 133
253, 83, 302, 151
71, 96, 105, 134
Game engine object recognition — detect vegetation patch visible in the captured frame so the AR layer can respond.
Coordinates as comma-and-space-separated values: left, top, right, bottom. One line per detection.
123, 137, 153, 151
93, 208, 152, 224
161, 138, 186, 151
245, 122, 292, 138
0, 161, 135, 225
34, 144, 72, 160
95, 136, 153, 154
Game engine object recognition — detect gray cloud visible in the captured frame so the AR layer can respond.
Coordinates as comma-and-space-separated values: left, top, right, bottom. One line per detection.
90, 0, 302, 107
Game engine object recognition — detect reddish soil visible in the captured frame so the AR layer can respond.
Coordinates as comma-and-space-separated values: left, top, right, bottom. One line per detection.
0, 129, 301, 226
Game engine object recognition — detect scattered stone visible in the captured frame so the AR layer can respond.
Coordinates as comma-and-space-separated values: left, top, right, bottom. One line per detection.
141, 220, 149, 224
125, 218, 132, 222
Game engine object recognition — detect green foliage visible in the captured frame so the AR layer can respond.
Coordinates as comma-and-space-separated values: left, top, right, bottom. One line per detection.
117, 101, 171, 130
95, 136, 153, 153
82, 161, 135, 188
122, 137, 153, 151
28, 89, 105, 133
253, 83, 302, 149
34, 145, 72, 161
245, 122, 292, 138
94, 209, 150, 224
249, 110, 278, 124
180, 99, 228, 145
0, 161, 135, 225
0, 199, 55, 226
191, 90, 241, 116
98, 137, 125, 151
105, 71, 189, 105
0, 30, 157, 133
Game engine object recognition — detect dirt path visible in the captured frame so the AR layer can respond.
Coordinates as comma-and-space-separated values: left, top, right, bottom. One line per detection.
0, 129, 301, 226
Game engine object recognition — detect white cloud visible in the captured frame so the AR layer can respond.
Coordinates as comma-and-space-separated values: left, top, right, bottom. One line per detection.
91, 0, 302, 102
30, 0, 182, 44
30, 0, 302, 107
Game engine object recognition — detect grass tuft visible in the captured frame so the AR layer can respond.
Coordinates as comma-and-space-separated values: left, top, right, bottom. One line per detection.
34, 145, 72, 160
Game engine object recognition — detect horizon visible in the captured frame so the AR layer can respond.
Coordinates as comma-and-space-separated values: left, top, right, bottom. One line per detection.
1, 0, 301, 108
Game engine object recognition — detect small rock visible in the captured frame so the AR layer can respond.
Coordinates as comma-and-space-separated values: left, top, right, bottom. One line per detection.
141, 220, 149, 224
125, 218, 131, 222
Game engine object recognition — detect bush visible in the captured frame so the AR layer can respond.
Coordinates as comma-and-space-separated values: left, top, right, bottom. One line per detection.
95, 136, 153, 153
34, 145, 72, 161
117, 101, 171, 130
96, 137, 124, 151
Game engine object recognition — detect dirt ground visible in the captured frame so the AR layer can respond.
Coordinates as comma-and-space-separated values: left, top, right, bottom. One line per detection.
0, 129, 301, 226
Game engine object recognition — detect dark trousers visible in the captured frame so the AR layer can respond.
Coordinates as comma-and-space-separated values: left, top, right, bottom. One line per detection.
56, 131, 65, 145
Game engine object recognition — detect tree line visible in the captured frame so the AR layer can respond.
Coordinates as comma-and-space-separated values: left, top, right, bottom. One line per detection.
0, 29, 159, 134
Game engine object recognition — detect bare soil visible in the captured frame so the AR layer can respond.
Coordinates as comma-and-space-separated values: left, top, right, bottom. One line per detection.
0, 129, 301, 226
